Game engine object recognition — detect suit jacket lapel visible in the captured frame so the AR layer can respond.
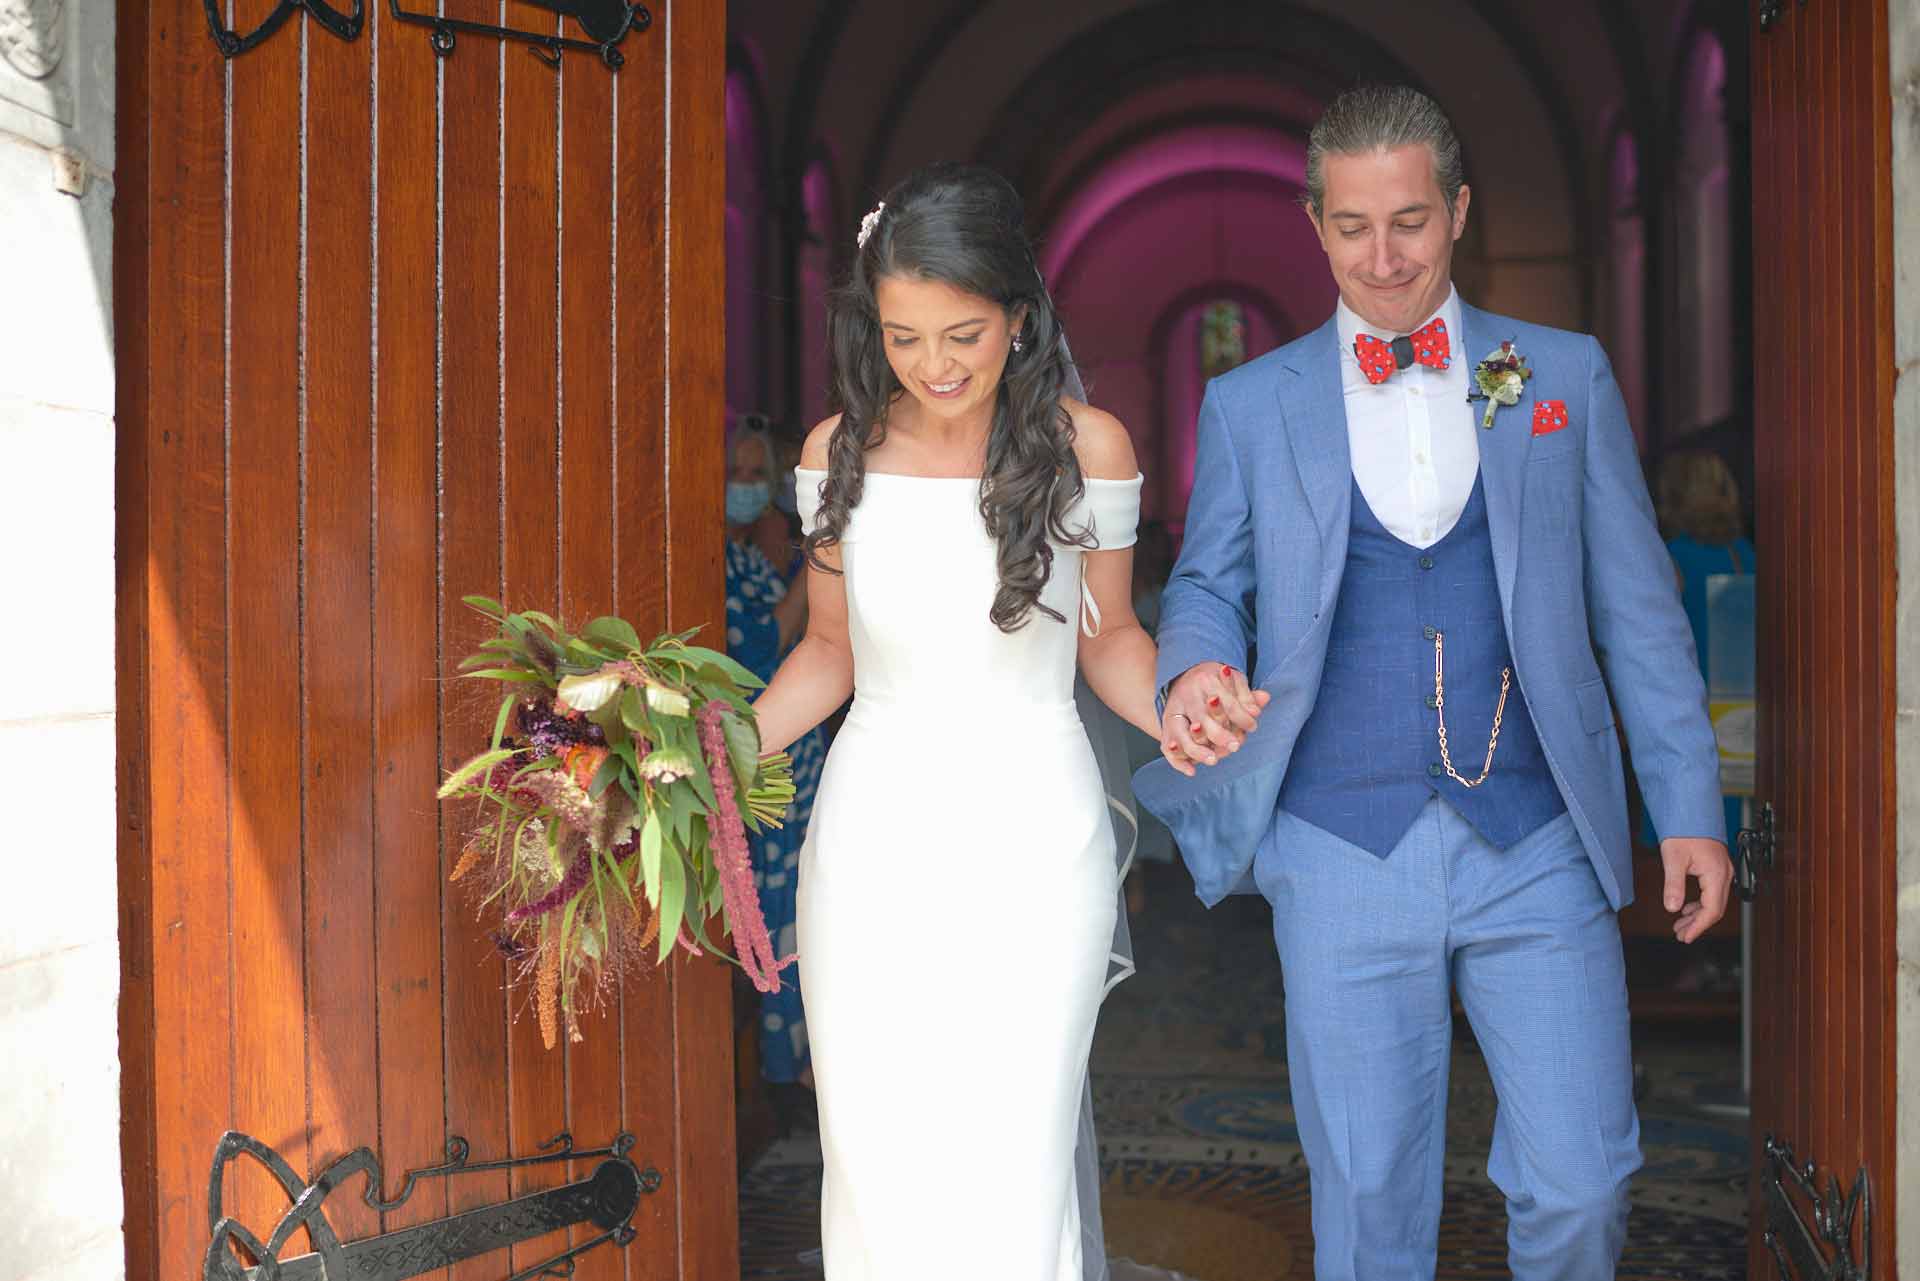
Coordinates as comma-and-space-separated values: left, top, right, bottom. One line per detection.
1278, 316, 1352, 612
1462, 302, 1531, 625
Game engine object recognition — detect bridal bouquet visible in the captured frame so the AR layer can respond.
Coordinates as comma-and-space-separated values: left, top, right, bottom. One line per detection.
438, 596, 796, 1048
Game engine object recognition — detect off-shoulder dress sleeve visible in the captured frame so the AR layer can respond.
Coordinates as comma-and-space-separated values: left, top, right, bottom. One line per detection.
794, 467, 828, 537
1068, 474, 1143, 550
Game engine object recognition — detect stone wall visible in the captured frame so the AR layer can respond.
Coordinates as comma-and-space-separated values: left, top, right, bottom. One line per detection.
0, 1, 123, 1278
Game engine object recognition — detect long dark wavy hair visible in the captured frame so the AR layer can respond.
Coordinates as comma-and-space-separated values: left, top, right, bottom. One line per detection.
803, 162, 1089, 632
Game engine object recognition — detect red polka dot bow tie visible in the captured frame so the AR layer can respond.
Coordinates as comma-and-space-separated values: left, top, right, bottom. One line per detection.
1353, 317, 1451, 385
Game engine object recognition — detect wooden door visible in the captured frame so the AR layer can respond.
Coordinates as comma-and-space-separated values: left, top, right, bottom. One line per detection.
1747, 1, 1896, 1276
114, 3, 735, 1278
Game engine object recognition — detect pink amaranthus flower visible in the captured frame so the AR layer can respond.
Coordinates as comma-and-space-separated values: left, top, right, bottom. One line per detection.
695, 700, 793, 993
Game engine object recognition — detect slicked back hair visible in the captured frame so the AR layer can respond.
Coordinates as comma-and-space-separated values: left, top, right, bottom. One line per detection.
1304, 84, 1465, 220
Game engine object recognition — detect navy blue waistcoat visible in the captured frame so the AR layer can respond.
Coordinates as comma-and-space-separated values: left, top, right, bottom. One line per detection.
1279, 474, 1565, 856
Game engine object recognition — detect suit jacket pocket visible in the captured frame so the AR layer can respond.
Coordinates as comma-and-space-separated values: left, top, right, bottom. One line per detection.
1575, 676, 1616, 734
1529, 424, 1582, 463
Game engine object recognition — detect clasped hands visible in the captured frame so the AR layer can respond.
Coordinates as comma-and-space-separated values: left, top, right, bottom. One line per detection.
1160, 662, 1272, 776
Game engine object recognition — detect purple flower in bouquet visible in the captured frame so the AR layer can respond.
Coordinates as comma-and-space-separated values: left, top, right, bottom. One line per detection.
517, 696, 607, 756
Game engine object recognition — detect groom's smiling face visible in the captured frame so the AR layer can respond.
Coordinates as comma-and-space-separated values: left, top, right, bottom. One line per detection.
1310, 143, 1471, 336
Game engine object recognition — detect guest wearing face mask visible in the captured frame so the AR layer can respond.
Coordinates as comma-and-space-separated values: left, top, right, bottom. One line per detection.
726, 424, 827, 1096
741, 414, 809, 575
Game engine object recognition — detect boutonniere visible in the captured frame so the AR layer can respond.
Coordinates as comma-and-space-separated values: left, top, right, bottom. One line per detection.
1467, 341, 1532, 429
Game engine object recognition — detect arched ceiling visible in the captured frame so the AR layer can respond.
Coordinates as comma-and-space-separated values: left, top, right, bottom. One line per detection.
1025, 73, 1323, 220
1038, 121, 1308, 284
730, 0, 1718, 348
740, 0, 1667, 173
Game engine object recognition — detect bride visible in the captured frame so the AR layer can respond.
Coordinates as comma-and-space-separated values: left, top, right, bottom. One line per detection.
751, 163, 1266, 1281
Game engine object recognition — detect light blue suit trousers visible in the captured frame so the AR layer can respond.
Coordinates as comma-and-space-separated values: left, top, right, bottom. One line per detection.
1259, 799, 1640, 1281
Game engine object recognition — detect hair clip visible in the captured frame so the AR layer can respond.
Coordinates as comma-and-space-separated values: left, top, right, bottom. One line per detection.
856, 202, 885, 250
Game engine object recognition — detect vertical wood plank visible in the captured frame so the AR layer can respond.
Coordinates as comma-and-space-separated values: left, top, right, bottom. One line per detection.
500, 17, 569, 1274
113, 0, 158, 1260
226, 2, 312, 1244
1811, 0, 1839, 1183
1829, 0, 1859, 1182
663, 4, 738, 1277
371, 0, 452, 1238
1866, 1, 1899, 1263
438, 8, 512, 1274
613, 14, 678, 1268
1829, 0, 1852, 1204
302, 13, 381, 1247
1842, 0, 1868, 1202
118, 3, 236, 1275
1862, 0, 1899, 1259
555, 51, 629, 1281
1786, 3, 1813, 1173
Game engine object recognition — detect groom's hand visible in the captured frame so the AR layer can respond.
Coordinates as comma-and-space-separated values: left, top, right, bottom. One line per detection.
1659, 836, 1734, 943
1162, 662, 1270, 774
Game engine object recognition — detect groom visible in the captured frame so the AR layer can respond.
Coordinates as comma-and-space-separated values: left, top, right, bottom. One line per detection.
1135, 85, 1734, 1281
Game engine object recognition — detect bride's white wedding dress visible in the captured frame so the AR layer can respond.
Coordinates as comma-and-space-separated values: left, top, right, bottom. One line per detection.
794, 466, 1141, 1281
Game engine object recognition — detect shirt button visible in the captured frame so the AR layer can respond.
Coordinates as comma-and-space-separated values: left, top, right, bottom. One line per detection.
1409, 386, 1423, 398
1419, 555, 1436, 570
1423, 625, 1437, 640
1428, 762, 1445, 778
1413, 452, 1429, 465
1425, 694, 1440, 710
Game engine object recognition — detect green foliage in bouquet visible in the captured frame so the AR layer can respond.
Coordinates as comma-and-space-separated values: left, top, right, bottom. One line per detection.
438, 596, 795, 1049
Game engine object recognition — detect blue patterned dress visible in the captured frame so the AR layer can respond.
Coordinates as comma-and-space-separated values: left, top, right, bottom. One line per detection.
726, 538, 827, 1083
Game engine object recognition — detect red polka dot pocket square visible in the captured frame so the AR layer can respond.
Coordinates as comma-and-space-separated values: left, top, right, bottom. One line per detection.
1531, 399, 1570, 437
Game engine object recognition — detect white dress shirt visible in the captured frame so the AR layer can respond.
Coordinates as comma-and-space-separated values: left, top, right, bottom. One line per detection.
1335, 286, 1479, 549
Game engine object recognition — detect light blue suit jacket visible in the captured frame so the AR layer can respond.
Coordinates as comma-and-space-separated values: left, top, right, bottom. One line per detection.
1135, 302, 1725, 908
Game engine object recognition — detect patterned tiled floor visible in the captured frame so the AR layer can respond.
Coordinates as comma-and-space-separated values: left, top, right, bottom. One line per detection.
742, 865, 1748, 1278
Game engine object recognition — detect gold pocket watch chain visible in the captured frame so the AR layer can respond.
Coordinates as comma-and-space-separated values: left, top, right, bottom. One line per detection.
1434, 630, 1511, 788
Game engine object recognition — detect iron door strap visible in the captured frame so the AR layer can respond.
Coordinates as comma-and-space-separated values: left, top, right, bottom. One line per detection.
203, 0, 365, 58
386, 0, 652, 68
1735, 801, 1777, 901
1761, 1135, 1871, 1280
202, 0, 653, 67
202, 1130, 661, 1281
